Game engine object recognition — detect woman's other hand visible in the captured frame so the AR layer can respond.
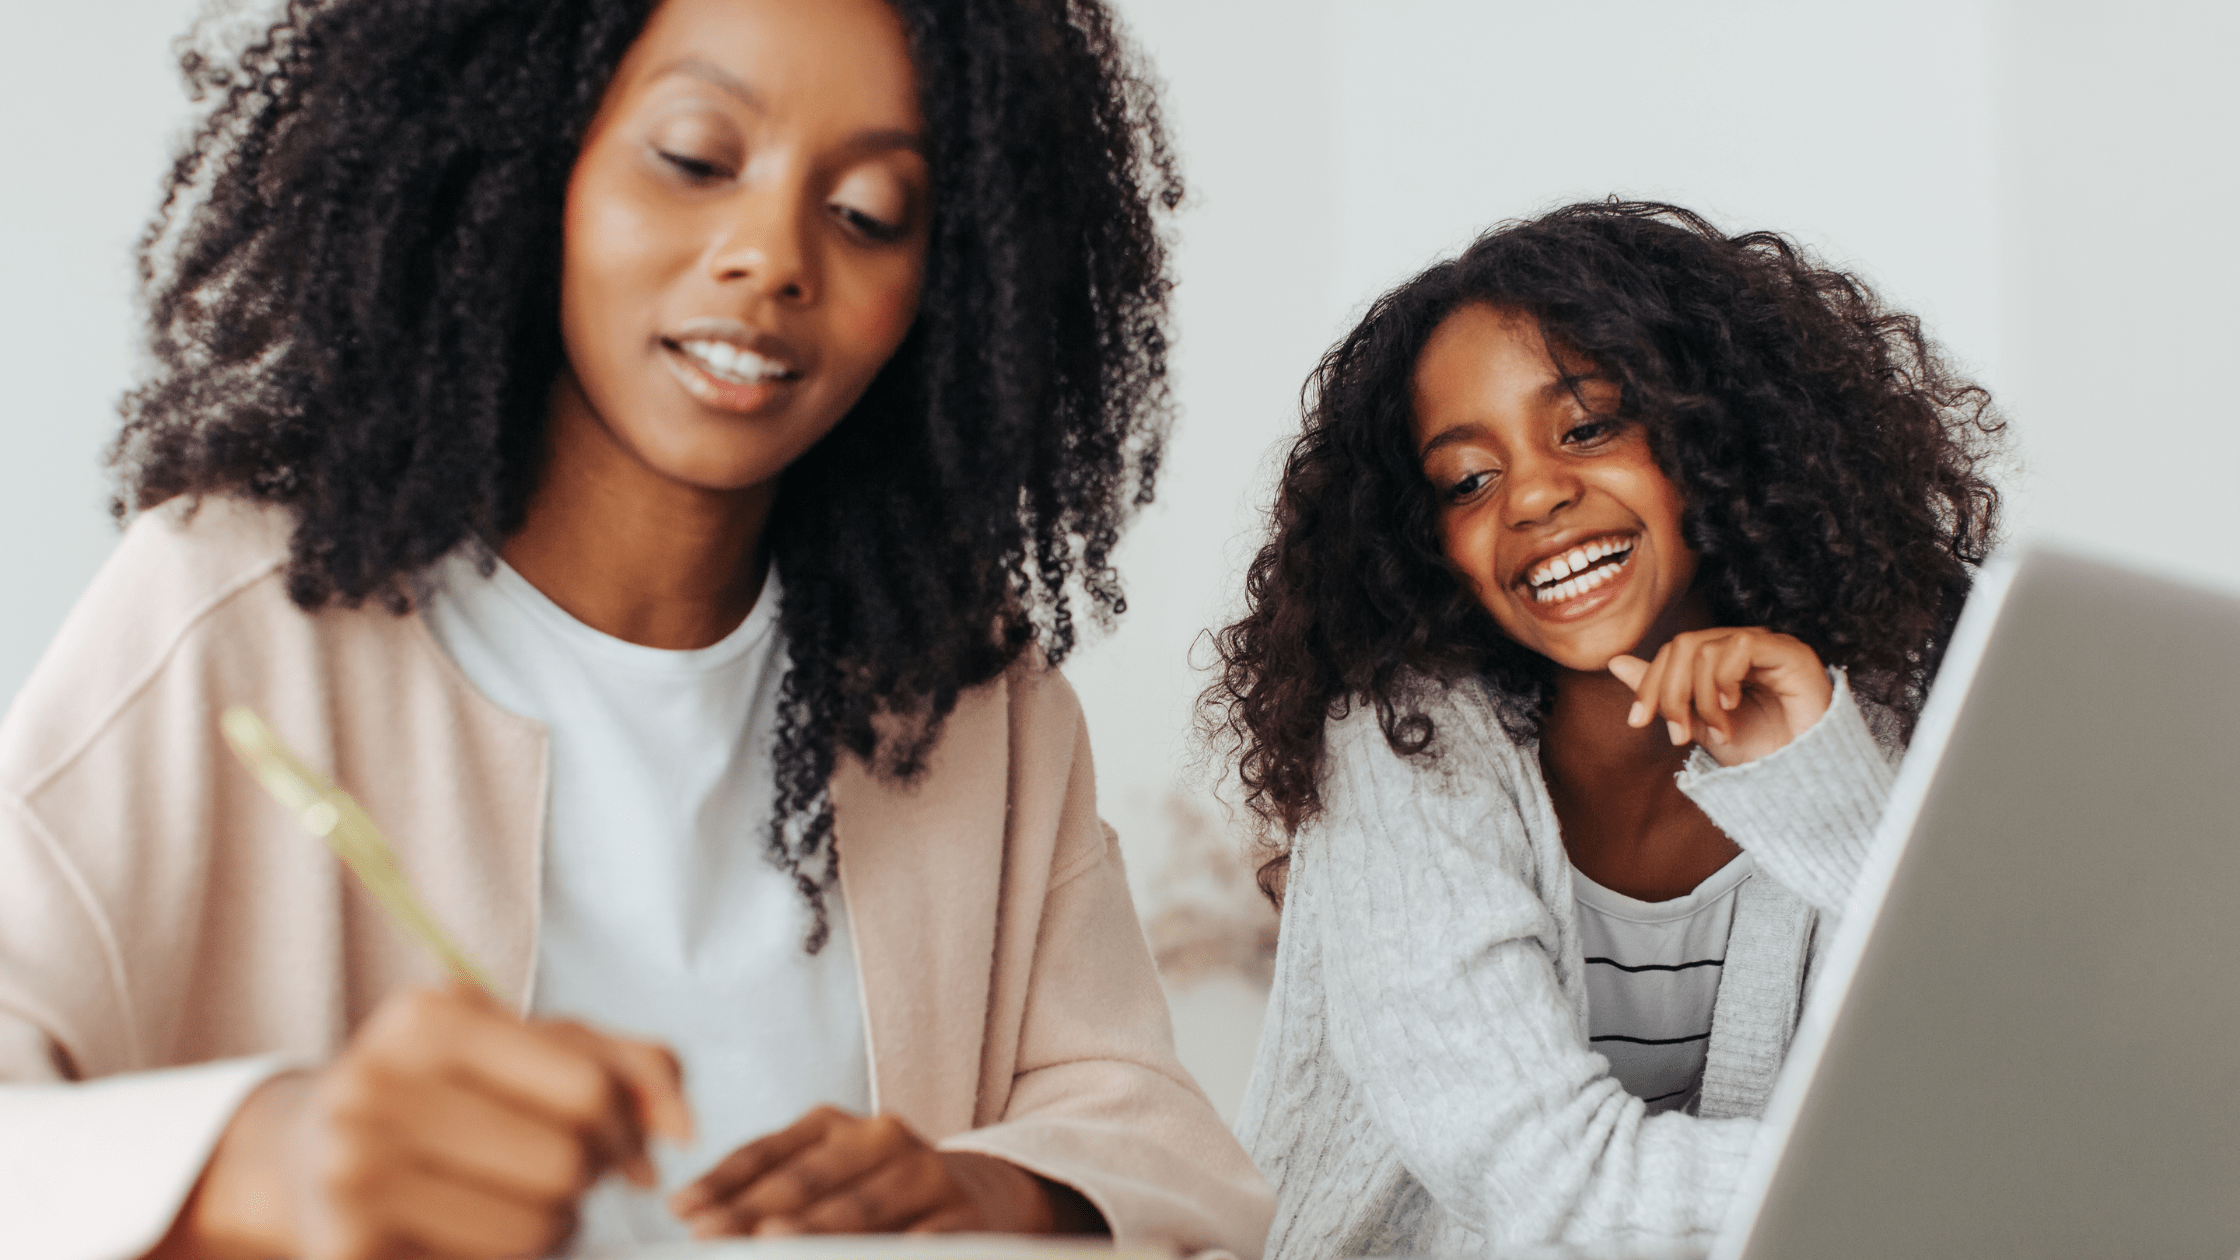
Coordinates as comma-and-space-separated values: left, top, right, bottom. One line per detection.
164, 981, 691, 1260
1609, 627, 1833, 767
670, 1106, 1104, 1239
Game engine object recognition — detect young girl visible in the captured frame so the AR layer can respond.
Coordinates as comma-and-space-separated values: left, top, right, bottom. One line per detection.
0, 0, 1271, 1257
1207, 201, 2003, 1256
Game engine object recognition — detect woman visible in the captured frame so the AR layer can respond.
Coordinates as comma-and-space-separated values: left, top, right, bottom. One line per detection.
1205, 201, 2003, 1256
0, 0, 1270, 1257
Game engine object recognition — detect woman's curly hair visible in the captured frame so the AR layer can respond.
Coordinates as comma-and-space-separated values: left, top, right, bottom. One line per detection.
113, 0, 1181, 950
1205, 200, 2004, 891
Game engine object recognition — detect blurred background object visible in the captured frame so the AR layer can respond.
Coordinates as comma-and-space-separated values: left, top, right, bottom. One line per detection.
4, 0, 2235, 1121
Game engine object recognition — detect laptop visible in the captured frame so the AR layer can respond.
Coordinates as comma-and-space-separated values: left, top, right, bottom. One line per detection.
1713, 546, 2240, 1259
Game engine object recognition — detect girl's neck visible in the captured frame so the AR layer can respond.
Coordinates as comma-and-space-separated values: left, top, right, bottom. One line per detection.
501, 379, 773, 650
1539, 661, 1741, 902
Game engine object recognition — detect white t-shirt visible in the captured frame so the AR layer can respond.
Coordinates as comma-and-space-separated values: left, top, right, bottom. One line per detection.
421, 553, 870, 1248
1573, 853, 1755, 1115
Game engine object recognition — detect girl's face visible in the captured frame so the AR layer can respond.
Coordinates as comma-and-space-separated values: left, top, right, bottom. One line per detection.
1411, 303, 1701, 672
556, 0, 930, 492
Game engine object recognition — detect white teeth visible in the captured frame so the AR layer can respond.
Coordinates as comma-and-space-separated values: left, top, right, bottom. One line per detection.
1528, 538, 1636, 602
679, 339, 789, 383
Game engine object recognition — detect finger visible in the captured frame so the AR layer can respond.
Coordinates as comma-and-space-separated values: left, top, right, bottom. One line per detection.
1624, 644, 1673, 729
674, 1106, 844, 1219
381, 1161, 574, 1260
1606, 653, 1649, 693
1655, 634, 1710, 745
544, 1022, 693, 1146
1691, 643, 1730, 745
1712, 631, 1756, 715
787, 1150, 953, 1235
725, 1113, 915, 1230
407, 1012, 652, 1189
904, 1205, 986, 1235
388, 1075, 597, 1205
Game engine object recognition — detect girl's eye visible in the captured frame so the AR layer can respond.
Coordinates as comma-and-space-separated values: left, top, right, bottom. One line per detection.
1444, 470, 1496, 502
832, 203, 906, 245
658, 150, 731, 183
1564, 418, 1618, 447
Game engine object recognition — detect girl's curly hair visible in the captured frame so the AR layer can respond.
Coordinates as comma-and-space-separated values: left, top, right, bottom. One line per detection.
113, 0, 1181, 951
1205, 200, 2004, 890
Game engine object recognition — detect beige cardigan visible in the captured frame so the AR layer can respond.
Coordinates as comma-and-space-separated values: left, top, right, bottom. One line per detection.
0, 498, 1272, 1260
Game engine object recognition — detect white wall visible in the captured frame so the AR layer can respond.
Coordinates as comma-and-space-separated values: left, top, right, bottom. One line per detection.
4, 0, 2236, 1121
1086, 0, 2240, 1116
0, 0, 204, 705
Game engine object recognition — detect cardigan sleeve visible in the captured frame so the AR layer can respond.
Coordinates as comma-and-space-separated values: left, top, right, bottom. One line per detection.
931, 706, 1274, 1260
0, 794, 291, 1260
1299, 702, 1758, 1250
1675, 672, 1898, 919
0, 1053, 286, 1260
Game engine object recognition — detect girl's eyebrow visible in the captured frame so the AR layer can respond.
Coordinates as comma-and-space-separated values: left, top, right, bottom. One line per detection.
1419, 425, 1485, 459
652, 57, 928, 156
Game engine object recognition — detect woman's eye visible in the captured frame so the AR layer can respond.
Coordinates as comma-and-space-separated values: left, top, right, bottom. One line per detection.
658, 150, 730, 183
833, 203, 906, 245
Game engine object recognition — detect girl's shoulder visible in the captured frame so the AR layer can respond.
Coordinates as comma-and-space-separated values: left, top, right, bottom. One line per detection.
1321, 670, 1538, 797
1311, 671, 1551, 867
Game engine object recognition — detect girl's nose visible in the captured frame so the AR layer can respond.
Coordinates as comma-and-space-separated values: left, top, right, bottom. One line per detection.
1504, 452, 1582, 528
709, 193, 813, 304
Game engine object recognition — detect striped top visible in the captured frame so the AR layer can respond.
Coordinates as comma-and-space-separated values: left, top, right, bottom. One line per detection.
1574, 853, 1756, 1114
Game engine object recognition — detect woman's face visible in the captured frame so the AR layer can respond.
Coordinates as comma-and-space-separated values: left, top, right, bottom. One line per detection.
557, 0, 929, 492
1411, 303, 1700, 672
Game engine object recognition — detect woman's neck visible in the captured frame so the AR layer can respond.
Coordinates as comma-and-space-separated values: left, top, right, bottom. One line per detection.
502, 379, 773, 650
1540, 665, 1741, 902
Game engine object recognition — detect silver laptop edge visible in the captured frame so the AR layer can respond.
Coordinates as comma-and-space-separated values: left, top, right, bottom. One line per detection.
1707, 552, 2023, 1260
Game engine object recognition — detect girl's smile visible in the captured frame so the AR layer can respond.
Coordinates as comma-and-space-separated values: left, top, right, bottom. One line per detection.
1411, 303, 1700, 671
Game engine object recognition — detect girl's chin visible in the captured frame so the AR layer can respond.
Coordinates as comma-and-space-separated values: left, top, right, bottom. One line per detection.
1511, 617, 1656, 675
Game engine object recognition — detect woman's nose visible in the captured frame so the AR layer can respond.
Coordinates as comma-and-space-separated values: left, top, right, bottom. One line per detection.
708, 191, 813, 304
1504, 452, 1582, 528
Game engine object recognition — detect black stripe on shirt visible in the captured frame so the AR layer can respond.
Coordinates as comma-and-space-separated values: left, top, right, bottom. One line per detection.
1584, 956, 1725, 974
1590, 1031, 1712, 1046
1640, 1086, 1693, 1105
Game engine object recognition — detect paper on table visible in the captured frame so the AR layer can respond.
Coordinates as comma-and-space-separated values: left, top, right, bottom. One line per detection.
580, 1236, 1177, 1260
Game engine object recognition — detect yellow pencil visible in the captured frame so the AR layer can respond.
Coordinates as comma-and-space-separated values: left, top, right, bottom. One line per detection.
220, 705, 499, 999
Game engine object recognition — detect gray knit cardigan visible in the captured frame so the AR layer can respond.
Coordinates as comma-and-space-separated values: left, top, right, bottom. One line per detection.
1233, 674, 1896, 1258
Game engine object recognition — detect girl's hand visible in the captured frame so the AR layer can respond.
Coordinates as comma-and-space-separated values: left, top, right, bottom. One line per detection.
671, 1106, 1102, 1239
1608, 628, 1833, 767
169, 981, 691, 1260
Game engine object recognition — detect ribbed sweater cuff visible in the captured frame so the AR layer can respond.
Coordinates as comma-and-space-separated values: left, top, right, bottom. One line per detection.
1675, 672, 1893, 916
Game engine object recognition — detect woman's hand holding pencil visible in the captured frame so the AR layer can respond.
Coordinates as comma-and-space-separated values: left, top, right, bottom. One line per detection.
156, 708, 695, 1260
157, 980, 692, 1260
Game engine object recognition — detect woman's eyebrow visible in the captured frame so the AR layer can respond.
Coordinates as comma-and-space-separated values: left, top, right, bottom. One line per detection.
651, 58, 927, 156
659, 57, 764, 109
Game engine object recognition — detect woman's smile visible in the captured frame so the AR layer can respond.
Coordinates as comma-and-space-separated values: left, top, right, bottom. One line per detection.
659, 319, 809, 416
557, 0, 929, 493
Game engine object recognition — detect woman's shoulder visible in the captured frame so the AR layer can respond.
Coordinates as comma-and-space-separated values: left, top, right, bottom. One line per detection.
0, 496, 397, 793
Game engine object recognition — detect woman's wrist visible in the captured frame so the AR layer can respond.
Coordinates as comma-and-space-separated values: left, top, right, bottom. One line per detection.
147, 1071, 308, 1260
934, 1151, 1106, 1236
